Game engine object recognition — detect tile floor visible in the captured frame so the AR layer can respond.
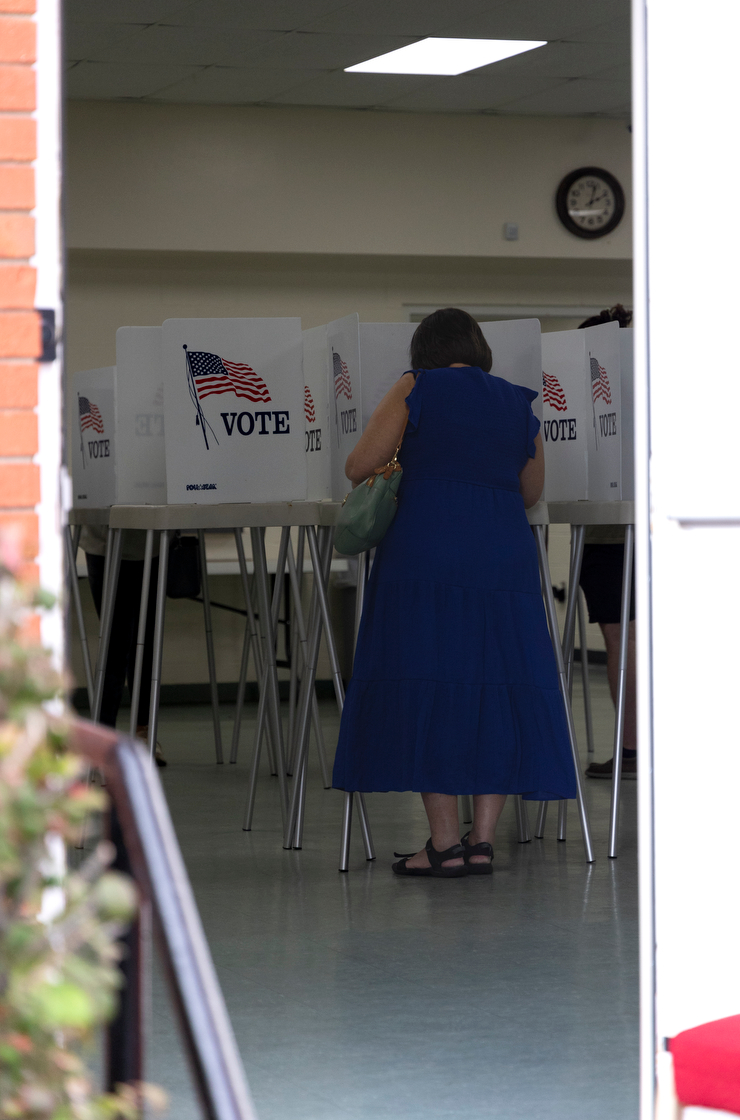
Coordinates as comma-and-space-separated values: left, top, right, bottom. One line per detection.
141, 666, 638, 1120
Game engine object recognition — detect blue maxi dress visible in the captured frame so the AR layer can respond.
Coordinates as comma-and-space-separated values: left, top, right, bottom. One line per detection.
332, 367, 577, 801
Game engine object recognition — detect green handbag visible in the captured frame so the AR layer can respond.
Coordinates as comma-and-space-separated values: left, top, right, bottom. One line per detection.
334, 421, 407, 556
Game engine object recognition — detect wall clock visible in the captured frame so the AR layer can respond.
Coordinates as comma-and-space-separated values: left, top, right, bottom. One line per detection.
555, 167, 625, 239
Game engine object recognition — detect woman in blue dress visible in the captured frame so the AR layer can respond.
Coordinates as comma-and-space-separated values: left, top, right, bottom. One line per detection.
332, 309, 576, 877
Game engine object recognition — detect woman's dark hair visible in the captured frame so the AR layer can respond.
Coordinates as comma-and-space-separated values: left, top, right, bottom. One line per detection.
578, 304, 633, 330
410, 308, 493, 372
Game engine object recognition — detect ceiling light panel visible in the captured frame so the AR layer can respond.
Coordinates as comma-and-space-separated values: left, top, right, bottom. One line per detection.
345, 37, 547, 76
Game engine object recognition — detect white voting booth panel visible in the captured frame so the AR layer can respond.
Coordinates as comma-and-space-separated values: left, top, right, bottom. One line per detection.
115, 326, 166, 505
541, 320, 622, 501
480, 318, 543, 423
71, 367, 116, 508
162, 318, 306, 505
359, 320, 543, 433
327, 314, 362, 500
302, 315, 363, 501
302, 324, 331, 500
620, 328, 634, 501
359, 322, 416, 430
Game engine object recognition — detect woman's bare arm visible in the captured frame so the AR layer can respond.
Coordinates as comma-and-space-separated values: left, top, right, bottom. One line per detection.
345, 372, 416, 485
518, 433, 544, 509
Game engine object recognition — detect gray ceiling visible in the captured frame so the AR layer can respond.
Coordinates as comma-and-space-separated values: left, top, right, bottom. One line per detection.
65, 0, 630, 117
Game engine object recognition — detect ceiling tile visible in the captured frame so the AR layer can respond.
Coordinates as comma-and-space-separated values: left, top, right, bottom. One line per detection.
91, 24, 285, 67
266, 70, 434, 108
590, 63, 631, 82
572, 18, 631, 43
497, 39, 627, 79
169, 0, 358, 32
498, 77, 631, 115
152, 65, 327, 104
244, 30, 418, 70
299, 0, 493, 36
443, 0, 628, 43
382, 72, 569, 114
65, 0, 193, 23
66, 59, 202, 99
65, 20, 146, 59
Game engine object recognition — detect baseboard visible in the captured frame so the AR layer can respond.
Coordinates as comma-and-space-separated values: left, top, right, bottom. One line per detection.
573, 649, 607, 665
70, 679, 341, 713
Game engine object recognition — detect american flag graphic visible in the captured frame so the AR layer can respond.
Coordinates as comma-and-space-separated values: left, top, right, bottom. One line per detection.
590, 357, 612, 405
542, 371, 567, 412
79, 396, 104, 434
304, 385, 316, 424
187, 350, 271, 404
332, 351, 352, 400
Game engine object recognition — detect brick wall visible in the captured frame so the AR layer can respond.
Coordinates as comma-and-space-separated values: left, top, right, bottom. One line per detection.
0, 0, 41, 610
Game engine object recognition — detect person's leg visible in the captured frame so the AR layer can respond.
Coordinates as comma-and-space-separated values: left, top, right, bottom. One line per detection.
403, 793, 465, 870
600, 620, 636, 752
468, 794, 508, 863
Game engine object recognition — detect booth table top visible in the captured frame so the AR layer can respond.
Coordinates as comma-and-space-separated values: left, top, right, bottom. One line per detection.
69, 499, 631, 531
546, 500, 634, 525
105, 501, 344, 531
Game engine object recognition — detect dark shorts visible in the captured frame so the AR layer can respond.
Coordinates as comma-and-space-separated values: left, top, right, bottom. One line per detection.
578, 544, 635, 625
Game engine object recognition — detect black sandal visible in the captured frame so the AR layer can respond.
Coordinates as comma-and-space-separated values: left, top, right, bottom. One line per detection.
392, 837, 467, 878
461, 831, 493, 876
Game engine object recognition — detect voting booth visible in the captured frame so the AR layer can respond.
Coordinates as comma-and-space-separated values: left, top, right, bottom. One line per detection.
161, 318, 306, 505
358, 323, 416, 430
302, 324, 331, 500
358, 319, 543, 433
541, 320, 622, 501
480, 318, 543, 422
620, 328, 634, 501
115, 326, 166, 505
71, 366, 116, 508
302, 315, 363, 501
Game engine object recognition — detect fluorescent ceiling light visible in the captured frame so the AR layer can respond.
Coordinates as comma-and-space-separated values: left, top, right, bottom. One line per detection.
345, 37, 547, 77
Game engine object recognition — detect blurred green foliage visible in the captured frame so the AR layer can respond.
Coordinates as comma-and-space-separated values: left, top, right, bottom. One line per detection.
0, 554, 167, 1118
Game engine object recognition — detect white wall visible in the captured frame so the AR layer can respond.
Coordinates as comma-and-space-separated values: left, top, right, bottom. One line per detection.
66, 248, 632, 374
66, 102, 632, 260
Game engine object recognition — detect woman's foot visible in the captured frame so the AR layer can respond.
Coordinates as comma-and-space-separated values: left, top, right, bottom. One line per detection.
392, 838, 467, 877
136, 725, 167, 767
402, 845, 464, 872
461, 830, 494, 874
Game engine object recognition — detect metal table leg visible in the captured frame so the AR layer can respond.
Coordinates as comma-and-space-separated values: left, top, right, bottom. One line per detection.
147, 530, 169, 759
608, 523, 635, 858
515, 795, 532, 843
286, 538, 330, 788
283, 529, 327, 849
65, 523, 94, 704
307, 526, 375, 864
251, 527, 288, 827
91, 527, 123, 724
232, 529, 270, 766
557, 800, 567, 840
197, 530, 223, 764
535, 800, 548, 838
128, 529, 154, 738
534, 524, 595, 863
563, 525, 586, 690
460, 795, 473, 824
578, 588, 595, 754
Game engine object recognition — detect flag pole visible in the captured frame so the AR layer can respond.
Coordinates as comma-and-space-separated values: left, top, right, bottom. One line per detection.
589, 352, 599, 450
78, 392, 86, 469
184, 345, 211, 450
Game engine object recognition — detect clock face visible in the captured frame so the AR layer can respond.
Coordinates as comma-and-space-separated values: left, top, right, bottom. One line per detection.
555, 167, 625, 239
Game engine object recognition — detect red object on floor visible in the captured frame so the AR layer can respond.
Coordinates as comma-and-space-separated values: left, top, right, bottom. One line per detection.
669, 1015, 740, 1114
